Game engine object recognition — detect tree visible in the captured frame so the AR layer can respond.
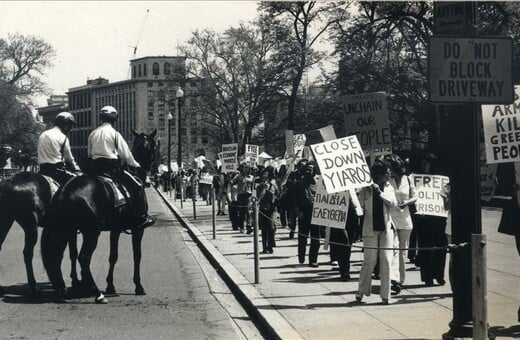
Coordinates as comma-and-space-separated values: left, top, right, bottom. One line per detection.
260, 1, 350, 131
182, 21, 291, 151
0, 33, 55, 168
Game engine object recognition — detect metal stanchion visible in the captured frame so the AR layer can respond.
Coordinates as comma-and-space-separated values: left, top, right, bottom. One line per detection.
211, 185, 216, 239
192, 183, 197, 220
472, 234, 487, 340
252, 197, 259, 284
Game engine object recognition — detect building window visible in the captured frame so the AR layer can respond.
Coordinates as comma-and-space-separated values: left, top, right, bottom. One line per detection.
164, 62, 171, 75
138, 64, 142, 77
147, 82, 153, 87
191, 135, 198, 144
143, 63, 147, 76
152, 62, 160, 76
132, 66, 136, 78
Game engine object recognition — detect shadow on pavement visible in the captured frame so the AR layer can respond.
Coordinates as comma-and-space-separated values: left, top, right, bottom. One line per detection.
489, 325, 520, 338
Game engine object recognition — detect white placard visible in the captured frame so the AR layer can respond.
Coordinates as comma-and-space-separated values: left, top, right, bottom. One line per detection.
411, 174, 449, 217
311, 135, 372, 193
245, 144, 259, 167
221, 143, 238, 173
482, 85, 520, 163
311, 178, 350, 229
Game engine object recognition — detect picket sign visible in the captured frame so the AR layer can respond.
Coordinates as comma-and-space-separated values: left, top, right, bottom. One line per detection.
411, 174, 449, 218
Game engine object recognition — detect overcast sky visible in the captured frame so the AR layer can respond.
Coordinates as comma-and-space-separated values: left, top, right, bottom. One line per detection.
0, 1, 259, 107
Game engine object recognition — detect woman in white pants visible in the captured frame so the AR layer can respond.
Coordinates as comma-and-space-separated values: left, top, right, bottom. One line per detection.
356, 159, 397, 305
385, 154, 417, 292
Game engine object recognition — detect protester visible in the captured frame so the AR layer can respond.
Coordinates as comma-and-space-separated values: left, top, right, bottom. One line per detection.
213, 166, 227, 215
257, 166, 279, 254
286, 159, 308, 239
232, 165, 253, 233
413, 153, 448, 287
276, 164, 289, 228
294, 161, 320, 267
356, 159, 397, 305
385, 153, 417, 292
227, 171, 240, 230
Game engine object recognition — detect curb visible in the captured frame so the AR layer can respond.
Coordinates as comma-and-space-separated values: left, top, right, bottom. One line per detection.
156, 189, 303, 340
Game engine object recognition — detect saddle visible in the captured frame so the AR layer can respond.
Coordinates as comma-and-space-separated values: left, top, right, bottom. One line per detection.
96, 175, 129, 208
41, 175, 60, 197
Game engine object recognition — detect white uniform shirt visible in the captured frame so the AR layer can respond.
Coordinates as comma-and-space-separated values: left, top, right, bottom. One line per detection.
38, 126, 79, 169
88, 123, 140, 168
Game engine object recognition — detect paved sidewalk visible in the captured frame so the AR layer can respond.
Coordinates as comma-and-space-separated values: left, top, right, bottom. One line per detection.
155, 189, 520, 339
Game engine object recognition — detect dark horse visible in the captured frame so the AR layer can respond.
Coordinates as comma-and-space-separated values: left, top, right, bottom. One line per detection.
0, 172, 55, 297
41, 129, 157, 303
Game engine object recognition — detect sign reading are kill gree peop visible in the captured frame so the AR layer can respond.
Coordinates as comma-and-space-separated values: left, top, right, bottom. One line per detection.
311, 135, 372, 194
342, 92, 391, 151
429, 36, 514, 103
482, 85, 520, 163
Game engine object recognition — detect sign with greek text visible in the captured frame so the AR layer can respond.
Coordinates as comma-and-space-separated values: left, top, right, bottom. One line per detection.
342, 92, 391, 150
311, 178, 350, 229
411, 174, 449, 217
480, 143, 497, 201
429, 36, 514, 103
245, 144, 259, 167
221, 143, 238, 173
311, 135, 372, 194
482, 86, 520, 163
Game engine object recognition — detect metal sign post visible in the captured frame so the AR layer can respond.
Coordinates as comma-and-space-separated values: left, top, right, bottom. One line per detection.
211, 185, 216, 240
252, 197, 259, 284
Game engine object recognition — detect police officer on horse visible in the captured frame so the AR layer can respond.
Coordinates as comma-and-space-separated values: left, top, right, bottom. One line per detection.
87, 105, 155, 230
37, 112, 80, 185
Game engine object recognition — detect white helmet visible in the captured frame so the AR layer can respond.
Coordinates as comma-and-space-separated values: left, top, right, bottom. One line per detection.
54, 111, 76, 126
100, 105, 118, 120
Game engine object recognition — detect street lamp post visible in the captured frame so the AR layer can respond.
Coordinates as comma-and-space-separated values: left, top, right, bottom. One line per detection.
176, 87, 184, 207
167, 112, 173, 197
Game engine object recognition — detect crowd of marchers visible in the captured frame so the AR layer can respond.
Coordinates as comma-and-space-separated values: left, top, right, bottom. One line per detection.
155, 153, 456, 305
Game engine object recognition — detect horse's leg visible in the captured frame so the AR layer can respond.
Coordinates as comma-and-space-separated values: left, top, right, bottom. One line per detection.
68, 232, 80, 288
0, 215, 14, 296
132, 228, 145, 295
21, 220, 39, 298
78, 230, 107, 303
105, 230, 121, 295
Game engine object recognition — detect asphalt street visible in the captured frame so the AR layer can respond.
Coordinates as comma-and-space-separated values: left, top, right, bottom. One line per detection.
0, 189, 261, 340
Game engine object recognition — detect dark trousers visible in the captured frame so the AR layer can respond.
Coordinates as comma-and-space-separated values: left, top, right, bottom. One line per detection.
237, 192, 251, 230
407, 217, 418, 261
259, 210, 275, 252
39, 163, 75, 186
416, 216, 447, 283
298, 209, 320, 264
228, 200, 240, 230
330, 225, 358, 277
287, 206, 298, 232
88, 158, 148, 218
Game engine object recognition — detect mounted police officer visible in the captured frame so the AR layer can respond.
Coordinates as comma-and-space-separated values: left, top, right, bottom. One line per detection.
37, 111, 80, 185
87, 105, 155, 230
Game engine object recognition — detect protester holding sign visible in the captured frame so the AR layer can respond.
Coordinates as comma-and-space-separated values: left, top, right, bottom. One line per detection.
385, 154, 417, 291
213, 167, 227, 215
412, 154, 448, 287
232, 165, 254, 234
293, 161, 321, 267
257, 166, 280, 254
356, 159, 397, 305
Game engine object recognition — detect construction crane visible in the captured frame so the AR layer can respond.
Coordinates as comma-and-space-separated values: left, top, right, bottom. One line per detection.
128, 9, 150, 77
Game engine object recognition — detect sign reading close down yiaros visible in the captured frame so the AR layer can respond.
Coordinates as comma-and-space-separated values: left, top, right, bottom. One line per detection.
429, 36, 514, 104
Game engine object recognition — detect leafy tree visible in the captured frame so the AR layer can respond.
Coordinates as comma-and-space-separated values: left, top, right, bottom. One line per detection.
182, 21, 291, 152
259, 1, 350, 131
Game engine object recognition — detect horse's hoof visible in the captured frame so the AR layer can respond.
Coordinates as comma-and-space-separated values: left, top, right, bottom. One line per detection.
95, 293, 109, 304
105, 285, 116, 295
135, 287, 146, 296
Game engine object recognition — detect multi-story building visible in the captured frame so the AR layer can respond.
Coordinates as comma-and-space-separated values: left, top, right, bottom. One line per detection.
36, 95, 69, 127
66, 56, 215, 169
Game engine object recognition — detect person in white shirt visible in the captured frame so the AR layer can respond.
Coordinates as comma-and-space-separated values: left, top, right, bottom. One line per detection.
87, 105, 155, 229
38, 112, 80, 185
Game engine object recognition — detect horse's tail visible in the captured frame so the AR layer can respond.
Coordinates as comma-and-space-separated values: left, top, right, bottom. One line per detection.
41, 215, 68, 291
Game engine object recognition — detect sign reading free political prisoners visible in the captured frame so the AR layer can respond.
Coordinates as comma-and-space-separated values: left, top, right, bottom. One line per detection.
342, 92, 391, 151
311, 178, 350, 229
311, 135, 372, 194
411, 174, 449, 218
482, 86, 520, 163
221, 143, 238, 173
